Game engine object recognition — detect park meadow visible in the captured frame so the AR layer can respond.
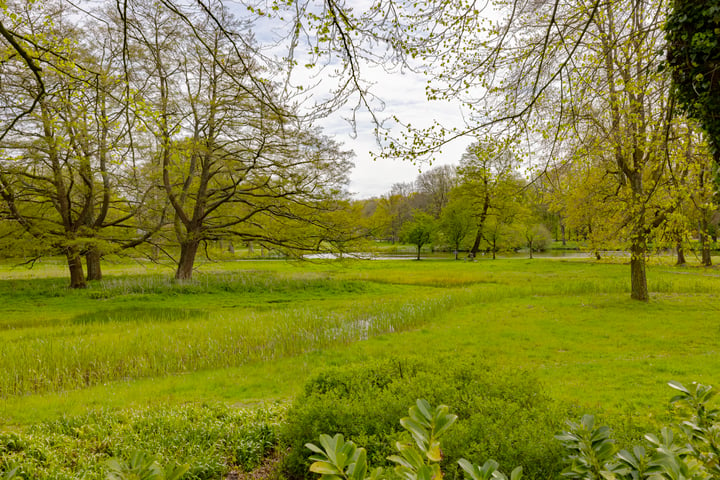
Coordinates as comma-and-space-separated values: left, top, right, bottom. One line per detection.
1, 254, 719, 479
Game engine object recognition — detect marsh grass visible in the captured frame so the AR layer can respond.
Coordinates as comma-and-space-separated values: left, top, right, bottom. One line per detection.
0, 278, 474, 397
71, 307, 209, 324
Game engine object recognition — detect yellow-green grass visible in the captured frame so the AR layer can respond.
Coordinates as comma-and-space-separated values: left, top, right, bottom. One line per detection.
1, 256, 719, 428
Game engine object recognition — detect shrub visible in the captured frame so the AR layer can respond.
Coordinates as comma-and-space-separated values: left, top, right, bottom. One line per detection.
279, 356, 571, 480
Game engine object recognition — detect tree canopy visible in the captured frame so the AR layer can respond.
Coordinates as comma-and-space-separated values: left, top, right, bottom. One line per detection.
666, 0, 720, 163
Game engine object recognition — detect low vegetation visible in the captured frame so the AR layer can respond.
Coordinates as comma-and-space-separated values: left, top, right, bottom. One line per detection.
0, 403, 285, 479
0, 257, 719, 478
305, 381, 720, 480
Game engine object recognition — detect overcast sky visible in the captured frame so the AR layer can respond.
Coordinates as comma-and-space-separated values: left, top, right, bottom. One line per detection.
243, 3, 473, 200
315, 68, 471, 199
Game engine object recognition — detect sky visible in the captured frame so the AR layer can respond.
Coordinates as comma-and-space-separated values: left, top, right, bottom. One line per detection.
240, 2, 474, 200
314, 68, 471, 199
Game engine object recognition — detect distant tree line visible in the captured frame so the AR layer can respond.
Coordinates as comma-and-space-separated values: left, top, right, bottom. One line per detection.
351, 132, 718, 264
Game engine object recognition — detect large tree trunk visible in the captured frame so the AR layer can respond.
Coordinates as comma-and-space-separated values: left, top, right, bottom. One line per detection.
176, 239, 200, 280
630, 240, 649, 301
675, 240, 686, 266
67, 249, 87, 289
86, 249, 102, 281
416, 245, 421, 260
469, 197, 490, 256
470, 228, 483, 256
700, 231, 712, 266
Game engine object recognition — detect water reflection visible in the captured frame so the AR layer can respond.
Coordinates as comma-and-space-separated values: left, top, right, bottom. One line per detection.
304, 250, 630, 260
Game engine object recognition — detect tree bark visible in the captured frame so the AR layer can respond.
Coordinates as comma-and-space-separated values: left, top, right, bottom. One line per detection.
469, 194, 490, 256
176, 239, 200, 280
416, 245, 421, 260
675, 241, 686, 266
67, 249, 87, 289
630, 241, 649, 301
470, 228, 484, 256
86, 249, 102, 281
700, 231, 712, 266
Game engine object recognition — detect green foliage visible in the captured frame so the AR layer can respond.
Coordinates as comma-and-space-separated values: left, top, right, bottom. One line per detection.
306, 399, 521, 480
399, 211, 437, 260
557, 381, 720, 480
306, 399, 522, 480
307, 433, 382, 480
666, 0, 720, 159
522, 224, 553, 258
105, 451, 188, 480
556, 415, 617, 480
281, 356, 569, 480
439, 200, 473, 258
0, 402, 284, 479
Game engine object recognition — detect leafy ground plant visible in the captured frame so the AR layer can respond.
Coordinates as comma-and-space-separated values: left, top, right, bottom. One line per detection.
105, 451, 188, 480
557, 381, 720, 480
0, 402, 285, 479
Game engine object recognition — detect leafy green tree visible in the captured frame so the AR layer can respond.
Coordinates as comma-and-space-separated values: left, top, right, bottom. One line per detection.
527, 0, 677, 300
120, 2, 353, 280
374, 183, 417, 244
521, 224, 552, 259
0, 1, 146, 287
666, 0, 720, 164
456, 138, 521, 257
400, 211, 437, 260
439, 198, 472, 260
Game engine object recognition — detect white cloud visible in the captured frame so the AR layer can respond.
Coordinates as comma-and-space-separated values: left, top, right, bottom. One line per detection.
233, 1, 474, 198
313, 66, 471, 198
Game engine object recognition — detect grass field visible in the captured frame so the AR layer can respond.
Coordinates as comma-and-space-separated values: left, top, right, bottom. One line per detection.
1, 256, 719, 423
1, 255, 719, 477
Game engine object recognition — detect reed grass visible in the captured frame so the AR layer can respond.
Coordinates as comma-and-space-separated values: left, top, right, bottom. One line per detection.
0, 284, 474, 397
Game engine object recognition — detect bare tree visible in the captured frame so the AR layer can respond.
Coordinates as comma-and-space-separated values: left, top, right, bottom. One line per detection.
415, 164, 457, 218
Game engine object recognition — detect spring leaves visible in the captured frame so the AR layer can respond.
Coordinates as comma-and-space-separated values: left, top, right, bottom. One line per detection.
306, 399, 522, 480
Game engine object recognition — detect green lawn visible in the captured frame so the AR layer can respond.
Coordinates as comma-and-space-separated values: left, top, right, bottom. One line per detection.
1, 256, 719, 428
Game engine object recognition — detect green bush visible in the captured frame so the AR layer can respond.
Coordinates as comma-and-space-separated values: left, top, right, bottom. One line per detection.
279, 356, 572, 480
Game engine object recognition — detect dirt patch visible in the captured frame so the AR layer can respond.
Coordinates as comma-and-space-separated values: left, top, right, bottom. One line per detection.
226, 450, 286, 480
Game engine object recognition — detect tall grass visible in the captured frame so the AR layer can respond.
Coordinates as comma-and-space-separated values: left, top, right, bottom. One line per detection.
0, 286, 475, 397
